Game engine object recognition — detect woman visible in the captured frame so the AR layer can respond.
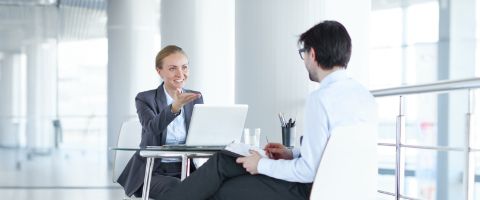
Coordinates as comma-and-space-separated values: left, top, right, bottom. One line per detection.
117, 45, 203, 198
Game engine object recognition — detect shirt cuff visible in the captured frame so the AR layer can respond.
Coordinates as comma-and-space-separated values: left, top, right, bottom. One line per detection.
257, 158, 274, 175
170, 104, 182, 117
292, 147, 301, 158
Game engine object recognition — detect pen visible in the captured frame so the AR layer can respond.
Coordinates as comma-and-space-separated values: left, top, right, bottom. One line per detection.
265, 136, 273, 158
278, 114, 284, 127
281, 113, 287, 126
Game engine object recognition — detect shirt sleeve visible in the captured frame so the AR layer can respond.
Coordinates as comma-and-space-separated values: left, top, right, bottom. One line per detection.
257, 94, 330, 183
291, 147, 301, 158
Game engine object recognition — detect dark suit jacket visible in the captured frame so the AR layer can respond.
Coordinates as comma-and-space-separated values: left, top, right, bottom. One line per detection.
117, 83, 203, 196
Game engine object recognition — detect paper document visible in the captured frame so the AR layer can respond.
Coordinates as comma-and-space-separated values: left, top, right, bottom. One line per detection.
222, 143, 268, 158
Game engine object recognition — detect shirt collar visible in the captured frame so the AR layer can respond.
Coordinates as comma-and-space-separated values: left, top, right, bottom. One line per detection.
318, 69, 348, 89
163, 85, 173, 104
163, 85, 185, 105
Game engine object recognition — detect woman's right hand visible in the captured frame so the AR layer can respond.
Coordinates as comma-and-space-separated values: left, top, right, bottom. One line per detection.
171, 89, 201, 113
264, 143, 293, 160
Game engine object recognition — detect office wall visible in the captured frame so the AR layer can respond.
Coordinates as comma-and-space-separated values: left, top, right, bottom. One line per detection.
235, 0, 371, 144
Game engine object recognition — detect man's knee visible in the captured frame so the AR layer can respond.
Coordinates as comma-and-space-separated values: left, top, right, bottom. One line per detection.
209, 175, 253, 200
149, 176, 181, 197
204, 152, 235, 168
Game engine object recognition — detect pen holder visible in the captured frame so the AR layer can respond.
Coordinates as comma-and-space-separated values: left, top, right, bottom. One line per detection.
281, 126, 296, 147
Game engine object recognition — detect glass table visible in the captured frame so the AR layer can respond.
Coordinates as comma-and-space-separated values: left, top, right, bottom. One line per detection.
111, 146, 218, 200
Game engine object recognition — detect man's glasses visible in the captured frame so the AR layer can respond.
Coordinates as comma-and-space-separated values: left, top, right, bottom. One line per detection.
298, 48, 307, 60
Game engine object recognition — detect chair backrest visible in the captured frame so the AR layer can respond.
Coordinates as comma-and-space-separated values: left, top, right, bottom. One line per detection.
113, 118, 143, 183
310, 123, 377, 200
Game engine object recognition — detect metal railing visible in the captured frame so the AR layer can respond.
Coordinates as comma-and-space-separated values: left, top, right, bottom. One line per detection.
0, 115, 107, 151
371, 77, 480, 200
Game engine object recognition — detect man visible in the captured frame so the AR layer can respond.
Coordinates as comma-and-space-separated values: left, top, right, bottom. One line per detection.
156, 20, 377, 200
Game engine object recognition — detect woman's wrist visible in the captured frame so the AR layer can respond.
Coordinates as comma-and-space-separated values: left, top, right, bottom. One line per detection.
171, 102, 182, 114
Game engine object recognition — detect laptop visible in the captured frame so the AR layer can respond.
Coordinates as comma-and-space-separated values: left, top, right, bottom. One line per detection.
153, 104, 249, 151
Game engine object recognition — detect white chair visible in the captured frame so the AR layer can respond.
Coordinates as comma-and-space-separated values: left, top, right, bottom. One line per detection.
310, 124, 378, 200
112, 118, 144, 200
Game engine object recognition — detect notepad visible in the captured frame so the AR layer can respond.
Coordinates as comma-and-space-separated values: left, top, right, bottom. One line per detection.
222, 143, 268, 158
147, 145, 226, 151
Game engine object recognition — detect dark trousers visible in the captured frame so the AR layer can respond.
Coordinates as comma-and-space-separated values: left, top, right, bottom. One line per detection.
156, 153, 312, 200
134, 161, 196, 199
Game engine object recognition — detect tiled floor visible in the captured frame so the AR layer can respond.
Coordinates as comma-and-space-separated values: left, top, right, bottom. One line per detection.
0, 147, 125, 200
0, 188, 124, 200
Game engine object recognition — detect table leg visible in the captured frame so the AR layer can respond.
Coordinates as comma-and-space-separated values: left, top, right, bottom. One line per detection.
181, 154, 187, 180
142, 157, 155, 200
186, 158, 191, 177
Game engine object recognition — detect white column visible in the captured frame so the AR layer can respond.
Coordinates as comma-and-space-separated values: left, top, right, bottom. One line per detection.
107, 0, 158, 165
161, 0, 235, 104
235, 0, 371, 144
0, 53, 20, 147
446, 0, 476, 199
25, 40, 58, 153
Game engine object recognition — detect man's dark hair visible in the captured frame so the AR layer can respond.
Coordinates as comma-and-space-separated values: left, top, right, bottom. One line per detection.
298, 20, 351, 70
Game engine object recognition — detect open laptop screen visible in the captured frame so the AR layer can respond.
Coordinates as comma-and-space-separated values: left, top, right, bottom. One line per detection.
185, 104, 248, 146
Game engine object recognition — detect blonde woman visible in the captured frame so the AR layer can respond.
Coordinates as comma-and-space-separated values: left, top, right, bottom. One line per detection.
117, 45, 203, 198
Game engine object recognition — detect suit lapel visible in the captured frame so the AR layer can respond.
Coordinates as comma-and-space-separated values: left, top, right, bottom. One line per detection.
184, 101, 193, 132
155, 83, 168, 144
155, 83, 167, 111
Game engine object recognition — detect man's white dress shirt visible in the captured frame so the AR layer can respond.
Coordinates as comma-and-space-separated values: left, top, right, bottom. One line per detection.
257, 69, 377, 183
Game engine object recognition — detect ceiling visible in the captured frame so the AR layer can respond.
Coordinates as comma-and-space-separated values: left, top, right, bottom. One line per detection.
0, 0, 107, 51
0, 0, 437, 52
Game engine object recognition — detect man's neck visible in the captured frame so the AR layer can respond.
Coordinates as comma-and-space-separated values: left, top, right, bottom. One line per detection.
317, 66, 343, 82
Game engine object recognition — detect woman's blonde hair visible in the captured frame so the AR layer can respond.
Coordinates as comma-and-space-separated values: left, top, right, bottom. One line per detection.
155, 45, 187, 69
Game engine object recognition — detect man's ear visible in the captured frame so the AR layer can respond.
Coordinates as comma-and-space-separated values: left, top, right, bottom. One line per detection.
309, 47, 316, 60
309, 48, 323, 69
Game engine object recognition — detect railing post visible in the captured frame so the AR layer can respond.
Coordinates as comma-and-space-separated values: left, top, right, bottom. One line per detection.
395, 96, 406, 200
464, 90, 475, 200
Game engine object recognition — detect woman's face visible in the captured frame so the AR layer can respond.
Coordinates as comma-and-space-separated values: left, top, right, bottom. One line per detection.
157, 52, 189, 90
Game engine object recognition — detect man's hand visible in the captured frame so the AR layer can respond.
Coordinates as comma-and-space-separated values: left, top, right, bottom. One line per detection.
171, 89, 201, 113
264, 143, 293, 160
236, 150, 262, 175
